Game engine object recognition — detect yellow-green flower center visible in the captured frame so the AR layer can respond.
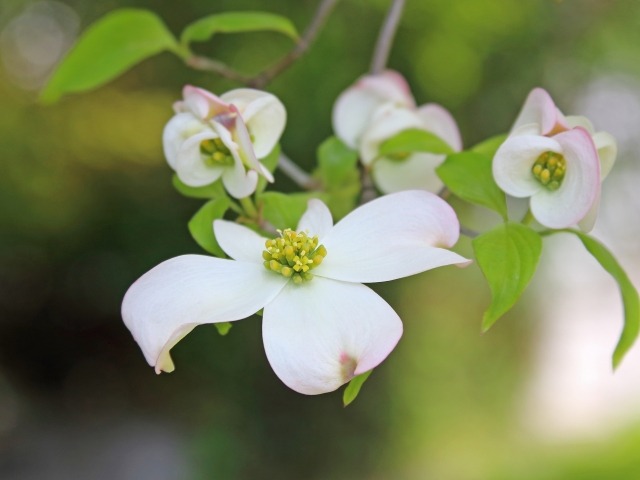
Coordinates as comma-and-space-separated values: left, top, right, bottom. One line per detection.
262, 229, 327, 284
200, 138, 234, 167
532, 151, 566, 191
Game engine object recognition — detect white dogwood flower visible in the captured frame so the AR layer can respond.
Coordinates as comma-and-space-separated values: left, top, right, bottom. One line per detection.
332, 69, 416, 149
122, 191, 470, 395
359, 103, 462, 194
494, 88, 617, 230
163, 85, 286, 198
332, 70, 462, 194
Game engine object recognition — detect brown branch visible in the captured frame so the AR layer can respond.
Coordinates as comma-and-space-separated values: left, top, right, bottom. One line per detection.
250, 0, 340, 88
370, 0, 406, 74
186, 0, 340, 88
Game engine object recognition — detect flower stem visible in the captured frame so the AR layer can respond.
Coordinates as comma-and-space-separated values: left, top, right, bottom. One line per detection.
278, 152, 319, 190
521, 209, 535, 226
370, 0, 406, 74
460, 225, 480, 238
239, 196, 259, 219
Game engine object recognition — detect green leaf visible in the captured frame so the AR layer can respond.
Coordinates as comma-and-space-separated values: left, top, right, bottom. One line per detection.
180, 11, 298, 48
214, 322, 233, 336
321, 178, 360, 220
188, 198, 231, 257
258, 192, 314, 230
547, 230, 640, 368
378, 128, 455, 158
256, 145, 281, 194
473, 223, 542, 331
470, 133, 508, 159
41, 9, 178, 103
316, 136, 359, 188
436, 152, 508, 220
343, 370, 373, 407
172, 175, 228, 199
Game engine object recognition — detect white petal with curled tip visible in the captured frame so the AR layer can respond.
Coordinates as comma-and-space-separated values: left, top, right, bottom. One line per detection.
512, 88, 567, 135
175, 131, 225, 187
232, 108, 274, 182
372, 153, 445, 194
214, 220, 267, 263
221, 155, 259, 199
163, 113, 207, 169
313, 190, 470, 283
359, 105, 425, 165
296, 199, 334, 240
122, 255, 288, 373
262, 277, 403, 395
493, 135, 561, 197
592, 131, 617, 180
531, 128, 600, 229
416, 103, 463, 151
221, 89, 286, 159
183, 85, 229, 119
565, 115, 595, 134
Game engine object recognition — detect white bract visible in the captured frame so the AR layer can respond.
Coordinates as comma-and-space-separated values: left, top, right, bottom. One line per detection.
121, 191, 470, 395
332, 70, 462, 194
493, 88, 617, 230
163, 85, 286, 198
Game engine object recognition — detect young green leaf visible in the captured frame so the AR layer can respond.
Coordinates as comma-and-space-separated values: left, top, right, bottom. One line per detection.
172, 175, 227, 199
473, 223, 542, 331
378, 128, 455, 158
258, 192, 315, 230
41, 9, 178, 103
547, 230, 639, 368
316, 136, 359, 188
343, 370, 373, 407
470, 133, 508, 159
256, 145, 281, 194
180, 11, 298, 49
436, 152, 508, 220
214, 322, 233, 336
188, 198, 231, 257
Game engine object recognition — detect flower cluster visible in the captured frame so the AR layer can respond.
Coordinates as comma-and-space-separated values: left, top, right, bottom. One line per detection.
163, 85, 286, 198
493, 88, 617, 230
332, 70, 462, 194
122, 191, 469, 394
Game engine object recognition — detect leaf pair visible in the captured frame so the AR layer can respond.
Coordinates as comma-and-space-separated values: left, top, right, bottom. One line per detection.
41, 9, 299, 103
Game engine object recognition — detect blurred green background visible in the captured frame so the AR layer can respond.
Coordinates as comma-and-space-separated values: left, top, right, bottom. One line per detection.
1, 0, 640, 478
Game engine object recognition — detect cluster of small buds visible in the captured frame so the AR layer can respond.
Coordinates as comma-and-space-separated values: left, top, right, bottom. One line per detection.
200, 138, 235, 167
532, 151, 566, 191
262, 229, 327, 284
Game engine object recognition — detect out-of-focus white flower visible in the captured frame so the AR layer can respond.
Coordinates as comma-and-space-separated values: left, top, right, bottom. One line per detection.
332, 70, 415, 149
163, 85, 286, 198
359, 103, 462, 194
122, 191, 470, 395
494, 88, 617, 230
332, 70, 462, 194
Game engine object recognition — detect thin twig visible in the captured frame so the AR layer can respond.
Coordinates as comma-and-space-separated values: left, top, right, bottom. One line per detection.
460, 225, 479, 239
250, 0, 340, 88
370, 0, 406, 74
186, 0, 340, 89
359, 0, 407, 205
186, 56, 251, 84
277, 152, 320, 189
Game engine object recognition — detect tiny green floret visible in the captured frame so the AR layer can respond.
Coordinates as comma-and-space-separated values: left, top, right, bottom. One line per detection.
200, 138, 234, 167
532, 151, 566, 191
263, 229, 327, 284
